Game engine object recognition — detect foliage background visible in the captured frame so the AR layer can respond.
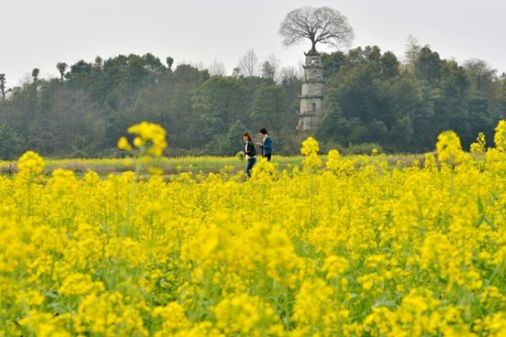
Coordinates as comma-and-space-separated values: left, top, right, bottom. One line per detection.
1, 43, 505, 158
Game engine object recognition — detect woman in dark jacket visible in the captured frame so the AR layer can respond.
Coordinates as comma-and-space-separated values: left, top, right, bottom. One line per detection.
242, 132, 257, 177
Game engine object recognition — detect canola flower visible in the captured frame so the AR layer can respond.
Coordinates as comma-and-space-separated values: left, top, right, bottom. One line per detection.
17, 150, 45, 177
117, 121, 167, 157
2, 123, 506, 336
436, 130, 466, 164
300, 136, 321, 171
117, 121, 167, 174
471, 132, 487, 154
494, 120, 506, 152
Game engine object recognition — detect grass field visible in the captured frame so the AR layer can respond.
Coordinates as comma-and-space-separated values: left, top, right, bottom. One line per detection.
0, 156, 301, 175
0, 154, 424, 176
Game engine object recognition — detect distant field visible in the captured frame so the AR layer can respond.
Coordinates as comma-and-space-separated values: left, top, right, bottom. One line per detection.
0, 153, 425, 175
0, 156, 302, 175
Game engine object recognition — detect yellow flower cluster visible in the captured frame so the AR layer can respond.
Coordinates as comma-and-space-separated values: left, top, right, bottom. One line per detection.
251, 157, 276, 180
494, 120, 506, 151
3, 122, 506, 336
118, 121, 167, 156
17, 150, 45, 176
436, 130, 466, 164
471, 132, 487, 154
300, 136, 321, 171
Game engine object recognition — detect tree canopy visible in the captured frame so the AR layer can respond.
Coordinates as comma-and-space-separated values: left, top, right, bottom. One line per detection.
279, 7, 354, 53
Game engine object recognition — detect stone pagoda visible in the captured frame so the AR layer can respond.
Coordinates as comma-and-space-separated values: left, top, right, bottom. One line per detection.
297, 49, 324, 131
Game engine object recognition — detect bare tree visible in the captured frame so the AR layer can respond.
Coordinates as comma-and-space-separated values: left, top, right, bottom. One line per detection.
279, 7, 354, 53
208, 60, 227, 76
0, 74, 12, 101
279, 66, 300, 84
267, 54, 280, 73
404, 35, 421, 72
464, 59, 497, 94
192, 61, 206, 71
238, 49, 259, 77
56, 62, 68, 82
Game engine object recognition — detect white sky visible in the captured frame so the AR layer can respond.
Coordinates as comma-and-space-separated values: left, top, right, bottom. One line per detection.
1, 0, 505, 86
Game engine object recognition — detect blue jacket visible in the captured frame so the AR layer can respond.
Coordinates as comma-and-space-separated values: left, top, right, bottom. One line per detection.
261, 136, 273, 156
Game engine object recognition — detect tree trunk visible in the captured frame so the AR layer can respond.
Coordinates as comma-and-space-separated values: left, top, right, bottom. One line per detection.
310, 39, 317, 53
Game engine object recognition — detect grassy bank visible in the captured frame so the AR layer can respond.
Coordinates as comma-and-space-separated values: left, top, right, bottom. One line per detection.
0, 156, 302, 175
0, 153, 426, 176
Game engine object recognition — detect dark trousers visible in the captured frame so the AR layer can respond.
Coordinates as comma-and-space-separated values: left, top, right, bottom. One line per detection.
245, 157, 256, 177
264, 153, 272, 161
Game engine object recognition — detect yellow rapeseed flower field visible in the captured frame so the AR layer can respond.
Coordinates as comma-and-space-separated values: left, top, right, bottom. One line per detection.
1, 122, 506, 337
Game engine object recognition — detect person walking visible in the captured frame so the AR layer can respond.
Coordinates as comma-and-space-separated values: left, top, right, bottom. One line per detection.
242, 132, 257, 177
257, 128, 273, 161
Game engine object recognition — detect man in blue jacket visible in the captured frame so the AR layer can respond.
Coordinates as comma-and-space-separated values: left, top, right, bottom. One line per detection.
257, 128, 273, 161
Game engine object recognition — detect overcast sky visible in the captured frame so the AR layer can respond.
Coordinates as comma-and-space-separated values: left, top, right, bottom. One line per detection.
1, 0, 505, 86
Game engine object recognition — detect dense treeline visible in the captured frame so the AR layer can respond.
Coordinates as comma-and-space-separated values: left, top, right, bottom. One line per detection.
0, 43, 505, 158
0, 54, 300, 158
319, 44, 506, 152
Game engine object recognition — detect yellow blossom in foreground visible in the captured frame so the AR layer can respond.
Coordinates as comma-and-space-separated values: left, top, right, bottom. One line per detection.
59, 273, 105, 296
300, 136, 319, 156
322, 255, 349, 279
2, 122, 506, 336
494, 119, 506, 151
127, 121, 167, 156
17, 150, 45, 176
436, 130, 464, 164
470, 132, 486, 153
117, 136, 133, 151
301, 136, 321, 171
213, 293, 281, 336
325, 149, 341, 171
